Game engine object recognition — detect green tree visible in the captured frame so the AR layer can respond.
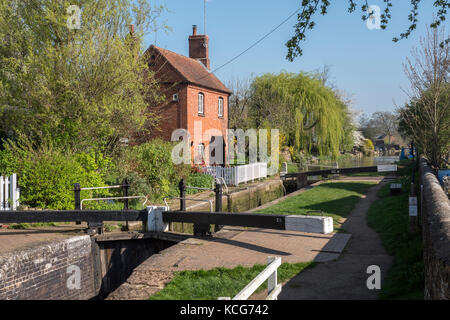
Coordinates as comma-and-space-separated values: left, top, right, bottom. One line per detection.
0, 0, 166, 154
286, 1, 449, 61
398, 26, 449, 167
248, 72, 352, 158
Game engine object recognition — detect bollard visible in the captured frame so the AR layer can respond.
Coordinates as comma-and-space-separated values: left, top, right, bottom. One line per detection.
178, 179, 186, 232
74, 183, 81, 225
179, 179, 186, 211
214, 183, 223, 232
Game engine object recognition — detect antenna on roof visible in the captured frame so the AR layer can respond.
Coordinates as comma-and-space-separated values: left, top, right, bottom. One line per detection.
204, 0, 206, 34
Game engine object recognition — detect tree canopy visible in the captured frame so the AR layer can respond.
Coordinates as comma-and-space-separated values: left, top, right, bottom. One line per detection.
0, 0, 166, 154
230, 71, 354, 158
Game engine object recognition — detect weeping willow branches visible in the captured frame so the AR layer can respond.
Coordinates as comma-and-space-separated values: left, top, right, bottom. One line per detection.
246, 72, 353, 158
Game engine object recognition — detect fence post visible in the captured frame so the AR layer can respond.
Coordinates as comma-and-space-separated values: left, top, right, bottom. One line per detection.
267, 256, 278, 300
74, 183, 81, 225
0, 176, 4, 211
122, 178, 130, 231
10, 174, 17, 210
4, 176, 9, 210
214, 182, 223, 232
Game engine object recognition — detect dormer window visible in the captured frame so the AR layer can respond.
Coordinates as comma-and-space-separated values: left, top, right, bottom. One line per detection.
198, 93, 204, 115
218, 97, 224, 117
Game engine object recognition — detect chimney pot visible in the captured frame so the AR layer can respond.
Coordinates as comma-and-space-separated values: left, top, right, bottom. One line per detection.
129, 24, 135, 35
192, 25, 197, 36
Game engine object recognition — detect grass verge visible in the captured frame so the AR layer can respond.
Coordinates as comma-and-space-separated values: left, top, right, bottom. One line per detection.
255, 181, 376, 230
367, 165, 423, 300
7, 222, 58, 229
149, 261, 314, 300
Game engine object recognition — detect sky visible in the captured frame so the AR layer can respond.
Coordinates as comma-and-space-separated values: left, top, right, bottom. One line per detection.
144, 0, 447, 118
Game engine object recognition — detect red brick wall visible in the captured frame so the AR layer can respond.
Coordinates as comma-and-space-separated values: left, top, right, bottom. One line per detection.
149, 83, 187, 141
186, 85, 228, 164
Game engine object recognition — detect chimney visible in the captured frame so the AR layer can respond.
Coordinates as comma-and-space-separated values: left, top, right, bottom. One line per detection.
189, 25, 210, 69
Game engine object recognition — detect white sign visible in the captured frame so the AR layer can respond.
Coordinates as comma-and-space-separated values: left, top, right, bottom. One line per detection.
67, 5, 81, 30
409, 205, 418, 217
366, 265, 381, 290
377, 165, 397, 172
409, 197, 417, 206
366, 5, 381, 30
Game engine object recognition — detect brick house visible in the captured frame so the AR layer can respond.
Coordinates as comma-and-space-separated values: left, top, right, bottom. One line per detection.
145, 25, 231, 165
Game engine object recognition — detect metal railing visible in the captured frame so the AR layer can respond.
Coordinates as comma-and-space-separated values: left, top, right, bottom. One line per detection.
80, 195, 148, 210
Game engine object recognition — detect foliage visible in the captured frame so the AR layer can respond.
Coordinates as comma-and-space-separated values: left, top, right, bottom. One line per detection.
185, 173, 214, 195
246, 72, 353, 159
149, 262, 314, 300
367, 172, 423, 299
286, 1, 449, 60
0, 0, 166, 154
398, 26, 449, 168
358, 111, 401, 145
0, 140, 111, 209
361, 139, 375, 156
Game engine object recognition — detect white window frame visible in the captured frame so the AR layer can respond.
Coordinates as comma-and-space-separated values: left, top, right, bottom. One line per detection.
218, 97, 224, 117
198, 93, 204, 115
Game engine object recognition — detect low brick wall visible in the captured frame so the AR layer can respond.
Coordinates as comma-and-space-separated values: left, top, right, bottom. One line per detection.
420, 158, 450, 300
0, 236, 96, 300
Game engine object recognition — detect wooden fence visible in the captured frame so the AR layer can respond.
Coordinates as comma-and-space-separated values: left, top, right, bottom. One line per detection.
204, 162, 268, 186
0, 174, 19, 211
218, 256, 282, 300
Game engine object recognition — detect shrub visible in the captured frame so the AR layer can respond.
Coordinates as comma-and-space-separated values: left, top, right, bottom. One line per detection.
186, 173, 214, 195
0, 141, 111, 210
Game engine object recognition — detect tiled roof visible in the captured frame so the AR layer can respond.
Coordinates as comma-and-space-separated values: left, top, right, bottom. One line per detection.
148, 45, 231, 94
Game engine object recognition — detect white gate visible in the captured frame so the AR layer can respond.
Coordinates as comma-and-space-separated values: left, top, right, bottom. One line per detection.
0, 173, 19, 210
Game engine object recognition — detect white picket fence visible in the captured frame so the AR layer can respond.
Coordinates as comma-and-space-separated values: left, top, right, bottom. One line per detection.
0, 174, 19, 210
204, 162, 268, 186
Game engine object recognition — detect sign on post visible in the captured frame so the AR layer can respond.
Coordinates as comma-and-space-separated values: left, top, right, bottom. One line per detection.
409, 197, 418, 217
377, 165, 397, 172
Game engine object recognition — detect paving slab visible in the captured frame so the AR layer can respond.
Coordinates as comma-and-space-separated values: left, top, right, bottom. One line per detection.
108, 178, 382, 300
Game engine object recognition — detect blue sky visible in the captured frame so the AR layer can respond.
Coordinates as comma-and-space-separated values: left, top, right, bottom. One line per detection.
144, 1, 446, 117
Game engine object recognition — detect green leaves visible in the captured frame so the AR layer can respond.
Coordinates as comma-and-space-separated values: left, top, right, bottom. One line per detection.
0, 0, 167, 154
248, 71, 353, 158
287, 0, 448, 60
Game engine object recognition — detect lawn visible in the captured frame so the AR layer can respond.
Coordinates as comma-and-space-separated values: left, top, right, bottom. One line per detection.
367, 170, 424, 300
255, 181, 376, 230
149, 261, 314, 300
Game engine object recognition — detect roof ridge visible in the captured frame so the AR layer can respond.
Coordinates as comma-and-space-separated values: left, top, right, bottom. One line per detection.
149, 45, 231, 94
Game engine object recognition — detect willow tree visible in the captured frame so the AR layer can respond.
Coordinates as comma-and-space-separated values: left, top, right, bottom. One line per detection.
0, 0, 166, 154
249, 72, 352, 158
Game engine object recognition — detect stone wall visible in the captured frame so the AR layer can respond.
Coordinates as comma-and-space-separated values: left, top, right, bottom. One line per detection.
0, 236, 96, 300
420, 158, 450, 300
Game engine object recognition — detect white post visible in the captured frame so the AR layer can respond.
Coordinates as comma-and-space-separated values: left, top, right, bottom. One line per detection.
16, 188, 20, 209
0, 176, 3, 211
4, 176, 9, 210
10, 174, 17, 210
267, 256, 277, 300
147, 206, 169, 232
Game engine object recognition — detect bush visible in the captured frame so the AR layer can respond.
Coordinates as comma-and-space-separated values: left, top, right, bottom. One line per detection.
186, 173, 214, 195
0, 141, 111, 210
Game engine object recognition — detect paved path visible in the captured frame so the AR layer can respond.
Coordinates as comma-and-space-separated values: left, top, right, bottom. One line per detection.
107, 178, 385, 300
0, 223, 87, 254
273, 180, 393, 300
